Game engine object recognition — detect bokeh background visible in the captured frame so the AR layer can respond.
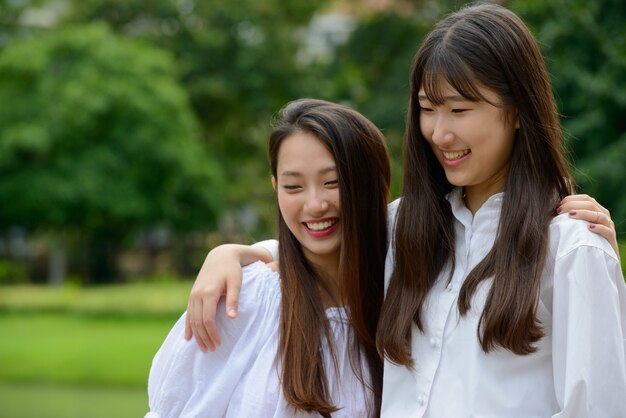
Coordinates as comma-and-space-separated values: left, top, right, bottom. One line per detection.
0, 0, 624, 416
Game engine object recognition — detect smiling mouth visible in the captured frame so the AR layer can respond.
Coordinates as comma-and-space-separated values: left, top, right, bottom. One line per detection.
304, 218, 338, 231
442, 150, 470, 160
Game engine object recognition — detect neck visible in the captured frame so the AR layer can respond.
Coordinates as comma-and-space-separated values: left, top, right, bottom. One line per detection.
463, 177, 506, 215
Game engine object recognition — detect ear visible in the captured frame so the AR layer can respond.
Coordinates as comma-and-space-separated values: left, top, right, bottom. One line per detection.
271, 176, 277, 191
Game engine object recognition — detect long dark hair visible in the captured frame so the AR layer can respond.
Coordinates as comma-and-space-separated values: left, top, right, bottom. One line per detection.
378, 4, 573, 366
268, 99, 390, 416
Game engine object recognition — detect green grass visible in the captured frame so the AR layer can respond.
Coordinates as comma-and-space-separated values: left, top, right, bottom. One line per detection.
0, 281, 190, 315
0, 312, 178, 385
0, 281, 191, 417
0, 381, 147, 418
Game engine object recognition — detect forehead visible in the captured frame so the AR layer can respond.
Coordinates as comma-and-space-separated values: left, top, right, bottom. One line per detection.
418, 77, 500, 104
276, 132, 336, 174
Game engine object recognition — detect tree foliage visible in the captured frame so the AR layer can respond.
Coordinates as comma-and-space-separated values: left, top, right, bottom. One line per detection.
0, 23, 224, 280
320, 12, 432, 196
63, 0, 331, 234
513, 0, 626, 229
1, 0, 624, 283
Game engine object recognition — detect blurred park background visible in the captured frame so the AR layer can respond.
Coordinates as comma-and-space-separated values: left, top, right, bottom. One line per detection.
0, 0, 624, 416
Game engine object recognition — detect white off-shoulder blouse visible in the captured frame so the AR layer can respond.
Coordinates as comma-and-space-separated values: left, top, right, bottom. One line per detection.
146, 261, 373, 418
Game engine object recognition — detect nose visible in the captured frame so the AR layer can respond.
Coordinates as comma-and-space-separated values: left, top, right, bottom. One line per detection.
429, 114, 455, 146
304, 189, 329, 215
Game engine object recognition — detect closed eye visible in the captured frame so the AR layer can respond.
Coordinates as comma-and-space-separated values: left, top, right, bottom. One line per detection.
283, 185, 301, 191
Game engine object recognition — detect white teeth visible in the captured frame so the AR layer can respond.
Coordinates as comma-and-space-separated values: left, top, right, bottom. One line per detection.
306, 220, 337, 231
442, 150, 470, 160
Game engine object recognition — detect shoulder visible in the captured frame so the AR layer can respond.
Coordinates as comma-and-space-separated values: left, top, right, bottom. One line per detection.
549, 214, 618, 262
241, 260, 280, 285
148, 265, 284, 416
237, 261, 281, 315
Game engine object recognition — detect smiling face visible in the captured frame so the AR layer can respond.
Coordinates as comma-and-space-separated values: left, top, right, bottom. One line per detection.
418, 80, 518, 212
273, 131, 341, 271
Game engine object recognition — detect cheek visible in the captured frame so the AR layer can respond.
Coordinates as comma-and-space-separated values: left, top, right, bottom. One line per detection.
331, 190, 341, 209
277, 194, 295, 220
419, 114, 433, 138
494, 129, 516, 161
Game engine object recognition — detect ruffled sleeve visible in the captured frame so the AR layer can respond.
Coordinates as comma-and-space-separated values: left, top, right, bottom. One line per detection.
146, 262, 282, 418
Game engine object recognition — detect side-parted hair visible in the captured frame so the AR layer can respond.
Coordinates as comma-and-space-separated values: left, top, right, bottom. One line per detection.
378, 4, 573, 366
269, 99, 390, 417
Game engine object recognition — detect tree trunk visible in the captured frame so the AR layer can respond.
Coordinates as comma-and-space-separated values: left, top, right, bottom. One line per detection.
48, 240, 66, 286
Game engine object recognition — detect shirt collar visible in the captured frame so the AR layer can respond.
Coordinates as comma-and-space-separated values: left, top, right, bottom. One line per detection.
446, 188, 504, 231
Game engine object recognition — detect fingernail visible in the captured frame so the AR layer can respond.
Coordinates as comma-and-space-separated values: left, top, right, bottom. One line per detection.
555, 205, 562, 214
228, 308, 237, 317
569, 210, 576, 216
589, 224, 596, 229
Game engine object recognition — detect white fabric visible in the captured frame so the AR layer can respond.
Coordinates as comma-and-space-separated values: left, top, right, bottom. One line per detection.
381, 189, 626, 417
252, 240, 279, 260
146, 261, 372, 418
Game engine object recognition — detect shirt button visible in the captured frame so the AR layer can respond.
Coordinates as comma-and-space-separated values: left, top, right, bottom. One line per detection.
418, 396, 425, 406
429, 337, 439, 348
447, 284, 454, 292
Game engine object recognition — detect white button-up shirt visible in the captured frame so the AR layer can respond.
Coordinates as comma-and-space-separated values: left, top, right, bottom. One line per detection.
382, 190, 626, 417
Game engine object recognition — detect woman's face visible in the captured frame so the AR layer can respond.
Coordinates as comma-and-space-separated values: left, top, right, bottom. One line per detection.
273, 132, 341, 270
418, 79, 518, 210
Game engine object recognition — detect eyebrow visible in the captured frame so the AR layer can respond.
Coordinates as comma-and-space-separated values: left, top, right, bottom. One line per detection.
418, 94, 468, 102
280, 166, 337, 177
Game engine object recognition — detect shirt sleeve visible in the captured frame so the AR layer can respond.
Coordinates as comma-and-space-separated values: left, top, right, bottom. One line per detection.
551, 245, 626, 417
147, 263, 282, 417
252, 239, 279, 261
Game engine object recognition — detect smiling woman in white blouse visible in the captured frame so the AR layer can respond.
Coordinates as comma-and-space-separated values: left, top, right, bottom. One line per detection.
145, 99, 391, 418
378, 4, 626, 417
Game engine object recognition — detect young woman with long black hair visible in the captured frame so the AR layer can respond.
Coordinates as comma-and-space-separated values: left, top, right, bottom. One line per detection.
146, 99, 390, 417
378, 4, 625, 416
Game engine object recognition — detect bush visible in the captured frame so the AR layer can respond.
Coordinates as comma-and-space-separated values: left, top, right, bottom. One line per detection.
0, 260, 29, 284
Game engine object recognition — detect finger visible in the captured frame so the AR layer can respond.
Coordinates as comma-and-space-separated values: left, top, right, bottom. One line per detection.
559, 194, 610, 216
201, 292, 222, 348
184, 309, 193, 341
567, 209, 613, 228
225, 275, 242, 319
568, 209, 619, 255
557, 200, 609, 217
588, 223, 619, 257
586, 198, 610, 216
559, 194, 593, 205
189, 295, 212, 352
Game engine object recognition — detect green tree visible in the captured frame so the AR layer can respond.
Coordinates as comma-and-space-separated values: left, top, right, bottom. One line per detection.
319, 12, 433, 196
513, 0, 626, 232
63, 0, 331, 236
0, 23, 224, 283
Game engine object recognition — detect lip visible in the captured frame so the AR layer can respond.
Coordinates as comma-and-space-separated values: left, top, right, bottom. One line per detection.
303, 217, 340, 238
440, 149, 470, 167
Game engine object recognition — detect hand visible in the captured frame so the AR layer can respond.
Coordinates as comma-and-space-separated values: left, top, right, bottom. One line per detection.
184, 244, 272, 351
557, 194, 619, 258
